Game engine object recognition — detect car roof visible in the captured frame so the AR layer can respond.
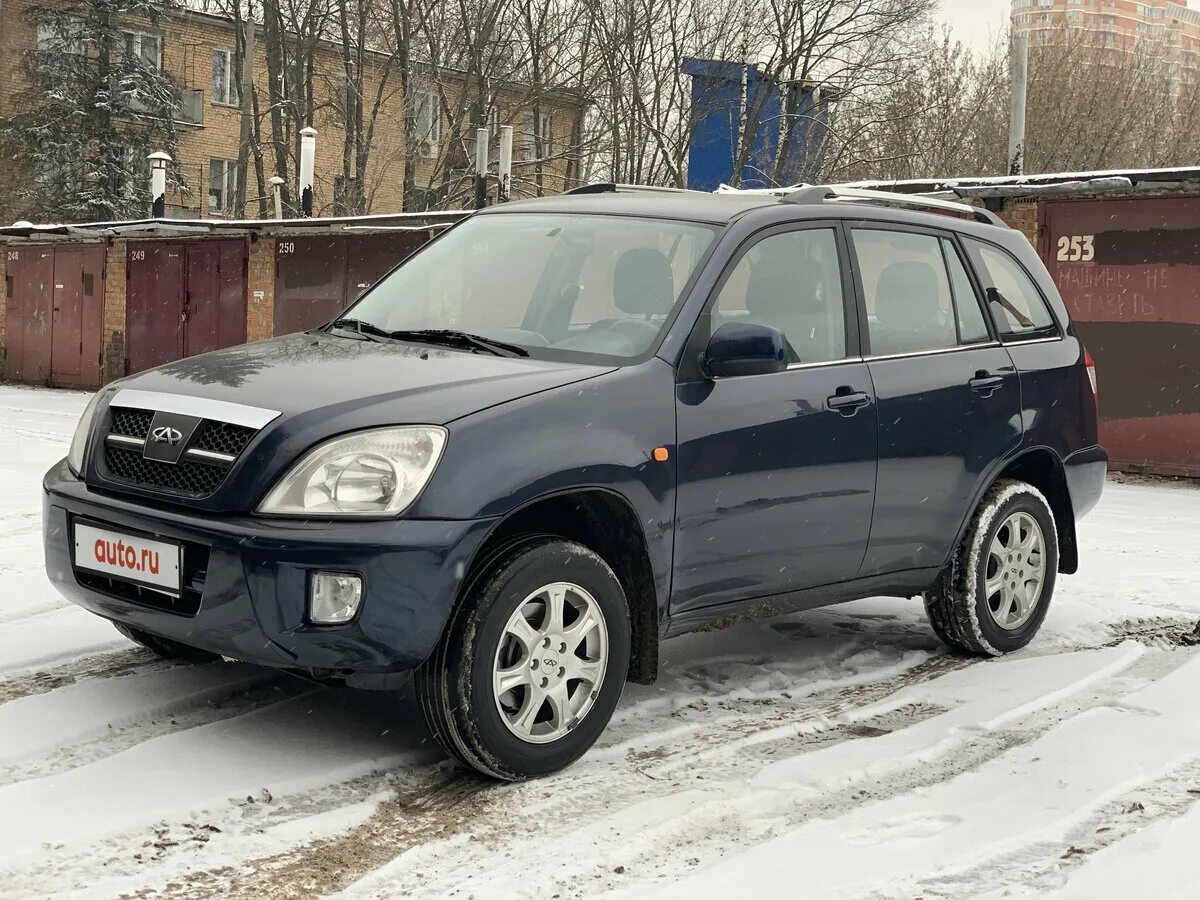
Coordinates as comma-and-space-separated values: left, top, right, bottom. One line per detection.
475, 185, 1016, 239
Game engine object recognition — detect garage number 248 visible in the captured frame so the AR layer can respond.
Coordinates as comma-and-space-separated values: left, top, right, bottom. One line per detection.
1057, 234, 1095, 262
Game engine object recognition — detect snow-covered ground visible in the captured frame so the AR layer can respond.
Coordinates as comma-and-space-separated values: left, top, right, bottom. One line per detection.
1, 383, 1198, 900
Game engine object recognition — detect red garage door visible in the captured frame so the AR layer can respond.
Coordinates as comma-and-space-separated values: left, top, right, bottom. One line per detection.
273, 232, 427, 335
1041, 197, 1200, 476
126, 240, 247, 375
3, 244, 105, 388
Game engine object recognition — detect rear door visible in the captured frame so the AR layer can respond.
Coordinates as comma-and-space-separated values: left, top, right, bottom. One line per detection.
672, 223, 877, 614
850, 225, 1021, 577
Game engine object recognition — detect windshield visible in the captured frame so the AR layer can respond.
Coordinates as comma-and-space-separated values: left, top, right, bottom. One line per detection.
342, 213, 719, 362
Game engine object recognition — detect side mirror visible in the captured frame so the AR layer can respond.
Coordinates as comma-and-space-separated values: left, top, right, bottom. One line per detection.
703, 322, 788, 378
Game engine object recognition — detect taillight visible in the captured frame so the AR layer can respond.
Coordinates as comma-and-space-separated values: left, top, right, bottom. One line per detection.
1084, 346, 1098, 400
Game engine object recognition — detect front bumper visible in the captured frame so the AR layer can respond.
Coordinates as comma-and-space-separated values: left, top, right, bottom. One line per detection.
43, 460, 494, 688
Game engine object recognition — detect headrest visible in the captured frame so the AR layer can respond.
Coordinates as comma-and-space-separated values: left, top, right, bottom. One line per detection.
613, 248, 675, 315
875, 261, 940, 330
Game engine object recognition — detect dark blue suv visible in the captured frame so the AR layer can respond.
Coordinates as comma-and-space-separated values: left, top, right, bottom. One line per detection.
43, 185, 1106, 780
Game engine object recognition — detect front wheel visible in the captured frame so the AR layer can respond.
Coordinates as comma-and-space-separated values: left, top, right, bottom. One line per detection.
416, 537, 631, 781
924, 479, 1059, 656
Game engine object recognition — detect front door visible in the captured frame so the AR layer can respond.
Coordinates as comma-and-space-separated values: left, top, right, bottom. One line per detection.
672, 224, 878, 614
848, 226, 1022, 576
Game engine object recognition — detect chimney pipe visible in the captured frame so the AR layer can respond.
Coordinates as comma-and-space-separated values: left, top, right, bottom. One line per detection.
497, 125, 514, 202
148, 151, 171, 218
299, 126, 317, 217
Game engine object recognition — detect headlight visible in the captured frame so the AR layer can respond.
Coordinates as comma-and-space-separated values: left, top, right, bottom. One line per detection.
67, 391, 106, 476
257, 426, 447, 517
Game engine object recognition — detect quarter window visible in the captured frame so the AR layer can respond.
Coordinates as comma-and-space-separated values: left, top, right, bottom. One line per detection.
853, 229, 965, 356
712, 229, 847, 365
967, 240, 1058, 340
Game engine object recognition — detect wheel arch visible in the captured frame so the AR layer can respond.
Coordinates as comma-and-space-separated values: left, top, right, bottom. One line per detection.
958, 447, 1078, 575
457, 487, 660, 685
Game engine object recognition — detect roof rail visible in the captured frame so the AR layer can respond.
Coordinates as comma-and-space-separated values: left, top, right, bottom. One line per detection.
781, 185, 1005, 227
563, 182, 695, 195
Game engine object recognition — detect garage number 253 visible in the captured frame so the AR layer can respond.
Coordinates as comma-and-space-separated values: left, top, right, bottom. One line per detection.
1057, 234, 1095, 262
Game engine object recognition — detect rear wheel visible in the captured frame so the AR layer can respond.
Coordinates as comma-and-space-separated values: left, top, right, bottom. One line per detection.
924, 479, 1059, 656
112, 622, 218, 661
416, 537, 631, 781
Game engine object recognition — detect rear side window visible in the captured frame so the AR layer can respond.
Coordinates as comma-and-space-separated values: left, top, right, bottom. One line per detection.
967, 240, 1058, 340
712, 228, 847, 365
853, 229, 984, 356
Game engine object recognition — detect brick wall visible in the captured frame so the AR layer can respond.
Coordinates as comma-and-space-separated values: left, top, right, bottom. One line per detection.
0, 0, 579, 222
103, 240, 127, 383
246, 235, 275, 341
999, 199, 1040, 248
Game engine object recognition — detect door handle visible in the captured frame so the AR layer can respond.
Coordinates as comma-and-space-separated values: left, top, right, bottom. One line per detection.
969, 371, 1005, 395
827, 389, 871, 415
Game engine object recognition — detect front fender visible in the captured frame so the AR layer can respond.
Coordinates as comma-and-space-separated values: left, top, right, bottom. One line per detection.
408, 361, 678, 605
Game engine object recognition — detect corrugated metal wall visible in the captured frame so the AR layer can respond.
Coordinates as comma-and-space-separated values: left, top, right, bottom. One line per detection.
1041, 197, 1200, 477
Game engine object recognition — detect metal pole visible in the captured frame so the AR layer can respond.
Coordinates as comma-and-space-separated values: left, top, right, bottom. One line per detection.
270, 176, 285, 219
1008, 32, 1029, 177
474, 127, 490, 210
299, 126, 317, 217
147, 151, 171, 218
497, 125, 513, 202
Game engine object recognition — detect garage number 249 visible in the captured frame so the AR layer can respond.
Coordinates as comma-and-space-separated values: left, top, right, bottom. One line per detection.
1057, 234, 1095, 262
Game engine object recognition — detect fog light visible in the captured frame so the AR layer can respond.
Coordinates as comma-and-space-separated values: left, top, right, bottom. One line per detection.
310, 572, 363, 624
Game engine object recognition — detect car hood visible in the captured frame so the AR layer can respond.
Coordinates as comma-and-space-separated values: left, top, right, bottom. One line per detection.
117, 332, 613, 426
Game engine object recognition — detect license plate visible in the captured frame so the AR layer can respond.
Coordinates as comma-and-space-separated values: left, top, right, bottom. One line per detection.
74, 522, 182, 593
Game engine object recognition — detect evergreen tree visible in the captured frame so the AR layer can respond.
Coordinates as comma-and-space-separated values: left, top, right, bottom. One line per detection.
0, 0, 184, 221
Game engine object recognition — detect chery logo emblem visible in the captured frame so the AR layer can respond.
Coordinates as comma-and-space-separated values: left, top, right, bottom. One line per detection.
150, 425, 183, 445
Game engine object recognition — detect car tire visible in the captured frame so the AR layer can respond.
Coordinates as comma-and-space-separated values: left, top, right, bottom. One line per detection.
924, 479, 1059, 657
113, 622, 219, 661
416, 536, 631, 781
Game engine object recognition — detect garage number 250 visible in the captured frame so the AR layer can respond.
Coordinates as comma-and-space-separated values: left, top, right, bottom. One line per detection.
1057, 234, 1095, 262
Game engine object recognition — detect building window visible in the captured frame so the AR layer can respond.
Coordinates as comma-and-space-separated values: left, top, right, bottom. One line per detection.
36, 18, 85, 56
209, 158, 238, 212
123, 31, 161, 70
411, 89, 440, 157
520, 109, 551, 161
212, 48, 237, 105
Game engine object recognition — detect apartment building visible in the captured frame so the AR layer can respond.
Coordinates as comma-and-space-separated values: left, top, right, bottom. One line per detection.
1011, 0, 1200, 71
0, 0, 583, 220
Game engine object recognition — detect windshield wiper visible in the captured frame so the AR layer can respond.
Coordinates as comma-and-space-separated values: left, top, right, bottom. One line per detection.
324, 318, 394, 342
385, 329, 530, 357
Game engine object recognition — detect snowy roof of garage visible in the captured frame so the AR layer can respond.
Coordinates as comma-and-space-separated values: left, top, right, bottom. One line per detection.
0, 210, 469, 242
838, 166, 1200, 200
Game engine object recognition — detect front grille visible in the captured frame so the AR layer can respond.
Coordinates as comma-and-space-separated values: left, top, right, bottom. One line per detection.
192, 421, 256, 457
104, 445, 230, 497
111, 408, 153, 439
101, 405, 260, 499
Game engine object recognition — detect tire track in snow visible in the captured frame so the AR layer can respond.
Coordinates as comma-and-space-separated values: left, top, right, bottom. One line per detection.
335, 642, 1159, 899
0, 647, 155, 705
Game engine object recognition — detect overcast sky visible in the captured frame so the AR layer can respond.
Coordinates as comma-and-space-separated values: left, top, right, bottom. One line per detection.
938, 0, 1013, 54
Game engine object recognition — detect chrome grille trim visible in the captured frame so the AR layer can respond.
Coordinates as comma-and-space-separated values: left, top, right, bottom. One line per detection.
184, 447, 237, 465
109, 389, 282, 430
106, 433, 146, 449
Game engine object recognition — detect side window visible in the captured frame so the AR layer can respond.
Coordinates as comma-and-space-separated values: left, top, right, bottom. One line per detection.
852, 229, 957, 356
944, 240, 991, 344
712, 229, 847, 365
967, 240, 1058, 340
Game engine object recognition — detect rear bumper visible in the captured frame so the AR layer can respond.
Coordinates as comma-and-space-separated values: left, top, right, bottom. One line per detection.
43, 460, 494, 688
1064, 444, 1108, 522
